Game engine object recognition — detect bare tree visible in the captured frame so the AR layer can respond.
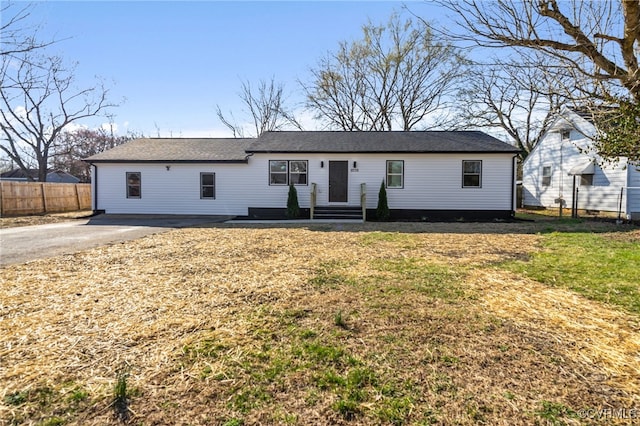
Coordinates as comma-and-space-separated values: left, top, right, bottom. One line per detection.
0, 54, 116, 181
440, 0, 639, 101
439, 0, 640, 161
52, 127, 134, 182
456, 56, 566, 159
302, 14, 467, 131
216, 77, 301, 138
1, 2, 56, 60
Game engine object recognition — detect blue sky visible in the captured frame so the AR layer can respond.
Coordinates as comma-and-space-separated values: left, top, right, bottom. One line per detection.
16, 1, 450, 137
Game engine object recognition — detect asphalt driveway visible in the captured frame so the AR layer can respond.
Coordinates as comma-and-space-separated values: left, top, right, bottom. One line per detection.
0, 214, 231, 266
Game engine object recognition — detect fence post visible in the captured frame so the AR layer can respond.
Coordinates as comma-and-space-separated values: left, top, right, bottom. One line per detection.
74, 184, 81, 210
41, 183, 48, 213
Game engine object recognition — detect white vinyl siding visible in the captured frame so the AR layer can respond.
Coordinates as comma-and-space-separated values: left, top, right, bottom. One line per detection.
95, 154, 515, 214
96, 163, 250, 215
249, 153, 514, 211
522, 110, 633, 213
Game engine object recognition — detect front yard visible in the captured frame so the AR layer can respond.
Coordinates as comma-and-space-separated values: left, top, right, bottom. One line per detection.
1, 219, 638, 425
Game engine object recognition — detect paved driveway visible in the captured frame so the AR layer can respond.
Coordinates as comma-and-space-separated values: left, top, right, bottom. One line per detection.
0, 215, 230, 266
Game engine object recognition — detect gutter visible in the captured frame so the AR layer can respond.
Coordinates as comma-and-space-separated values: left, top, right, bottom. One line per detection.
511, 154, 518, 215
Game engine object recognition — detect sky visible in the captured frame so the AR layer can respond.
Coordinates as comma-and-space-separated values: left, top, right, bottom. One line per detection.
12, 0, 453, 138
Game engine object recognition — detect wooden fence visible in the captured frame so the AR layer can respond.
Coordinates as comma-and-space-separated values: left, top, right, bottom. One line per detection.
0, 181, 91, 216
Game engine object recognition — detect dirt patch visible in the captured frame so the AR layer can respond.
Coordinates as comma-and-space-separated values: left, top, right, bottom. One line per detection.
1, 224, 637, 425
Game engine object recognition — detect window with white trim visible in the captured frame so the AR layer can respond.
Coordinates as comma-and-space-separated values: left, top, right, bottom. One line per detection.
542, 166, 552, 187
126, 172, 141, 198
269, 160, 308, 185
386, 160, 404, 188
462, 160, 482, 188
289, 161, 308, 185
201, 172, 215, 199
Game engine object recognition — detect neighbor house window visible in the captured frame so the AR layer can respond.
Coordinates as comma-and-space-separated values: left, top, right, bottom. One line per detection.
580, 174, 593, 186
561, 130, 571, 141
462, 160, 482, 188
542, 166, 552, 187
201, 172, 215, 199
126, 172, 141, 198
386, 160, 404, 188
269, 160, 308, 185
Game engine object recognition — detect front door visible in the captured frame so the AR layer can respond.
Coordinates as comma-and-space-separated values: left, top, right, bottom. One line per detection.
329, 161, 348, 202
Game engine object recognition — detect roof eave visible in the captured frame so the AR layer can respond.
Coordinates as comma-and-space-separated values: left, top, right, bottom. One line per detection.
84, 159, 249, 164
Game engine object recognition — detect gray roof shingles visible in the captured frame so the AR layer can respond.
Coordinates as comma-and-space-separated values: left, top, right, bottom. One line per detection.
85, 138, 254, 163
85, 132, 519, 163
248, 131, 519, 153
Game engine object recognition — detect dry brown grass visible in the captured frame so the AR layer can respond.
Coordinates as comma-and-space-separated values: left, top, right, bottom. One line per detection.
1, 222, 638, 425
0, 211, 92, 229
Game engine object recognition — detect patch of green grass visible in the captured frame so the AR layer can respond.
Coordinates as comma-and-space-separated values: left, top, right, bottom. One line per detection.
309, 261, 356, 288
372, 258, 466, 301
334, 310, 348, 329
535, 400, 577, 425
503, 232, 640, 314
229, 385, 271, 413
182, 338, 228, 360
222, 418, 244, 426
4, 390, 28, 406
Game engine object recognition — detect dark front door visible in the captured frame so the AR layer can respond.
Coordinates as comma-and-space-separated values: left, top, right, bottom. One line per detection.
329, 161, 348, 202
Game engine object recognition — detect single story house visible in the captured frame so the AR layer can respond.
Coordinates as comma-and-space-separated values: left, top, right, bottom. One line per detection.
85, 131, 520, 220
522, 109, 640, 220
0, 168, 81, 183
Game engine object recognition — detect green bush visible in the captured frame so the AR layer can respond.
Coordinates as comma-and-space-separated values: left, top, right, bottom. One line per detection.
376, 181, 390, 221
287, 184, 300, 219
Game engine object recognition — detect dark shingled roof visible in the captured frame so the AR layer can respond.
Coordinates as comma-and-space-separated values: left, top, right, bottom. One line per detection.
247, 131, 520, 153
85, 132, 519, 163
85, 138, 253, 163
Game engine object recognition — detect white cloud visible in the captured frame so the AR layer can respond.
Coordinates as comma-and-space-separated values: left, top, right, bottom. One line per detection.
13, 106, 27, 120
101, 122, 118, 133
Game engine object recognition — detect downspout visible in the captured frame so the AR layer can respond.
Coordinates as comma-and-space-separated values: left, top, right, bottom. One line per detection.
92, 163, 98, 213
511, 155, 517, 217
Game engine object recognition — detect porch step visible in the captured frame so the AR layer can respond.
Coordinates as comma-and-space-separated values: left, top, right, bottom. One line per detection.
313, 206, 363, 220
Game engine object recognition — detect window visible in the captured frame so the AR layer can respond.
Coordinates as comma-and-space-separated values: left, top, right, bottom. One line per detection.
289, 161, 308, 185
201, 172, 215, 199
580, 174, 593, 186
561, 130, 571, 141
126, 172, 141, 198
542, 166, 552, 187
269, 160, 308, 185
386, 160, 404, 188
462, 160, 482, 188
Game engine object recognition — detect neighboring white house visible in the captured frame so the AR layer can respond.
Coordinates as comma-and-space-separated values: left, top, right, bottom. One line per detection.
522, 109, 640, 220
85, 131, 520, 220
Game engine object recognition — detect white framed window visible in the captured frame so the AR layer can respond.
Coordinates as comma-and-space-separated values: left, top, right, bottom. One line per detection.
201, 172, 215, 199
561, 130, 571, 141
269, 160, 288, 185
462, 160, 482, 188
126, 172, 141, 198
269, 160, 308, 185
542, 166, 552, 187
386, 160, 404, 188
289, 160, 308, 185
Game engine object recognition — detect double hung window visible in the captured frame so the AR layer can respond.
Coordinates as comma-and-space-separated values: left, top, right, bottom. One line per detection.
269, 160, 308, 185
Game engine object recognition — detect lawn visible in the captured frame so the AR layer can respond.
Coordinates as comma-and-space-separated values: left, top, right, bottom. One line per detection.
1, 219, 638, 425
